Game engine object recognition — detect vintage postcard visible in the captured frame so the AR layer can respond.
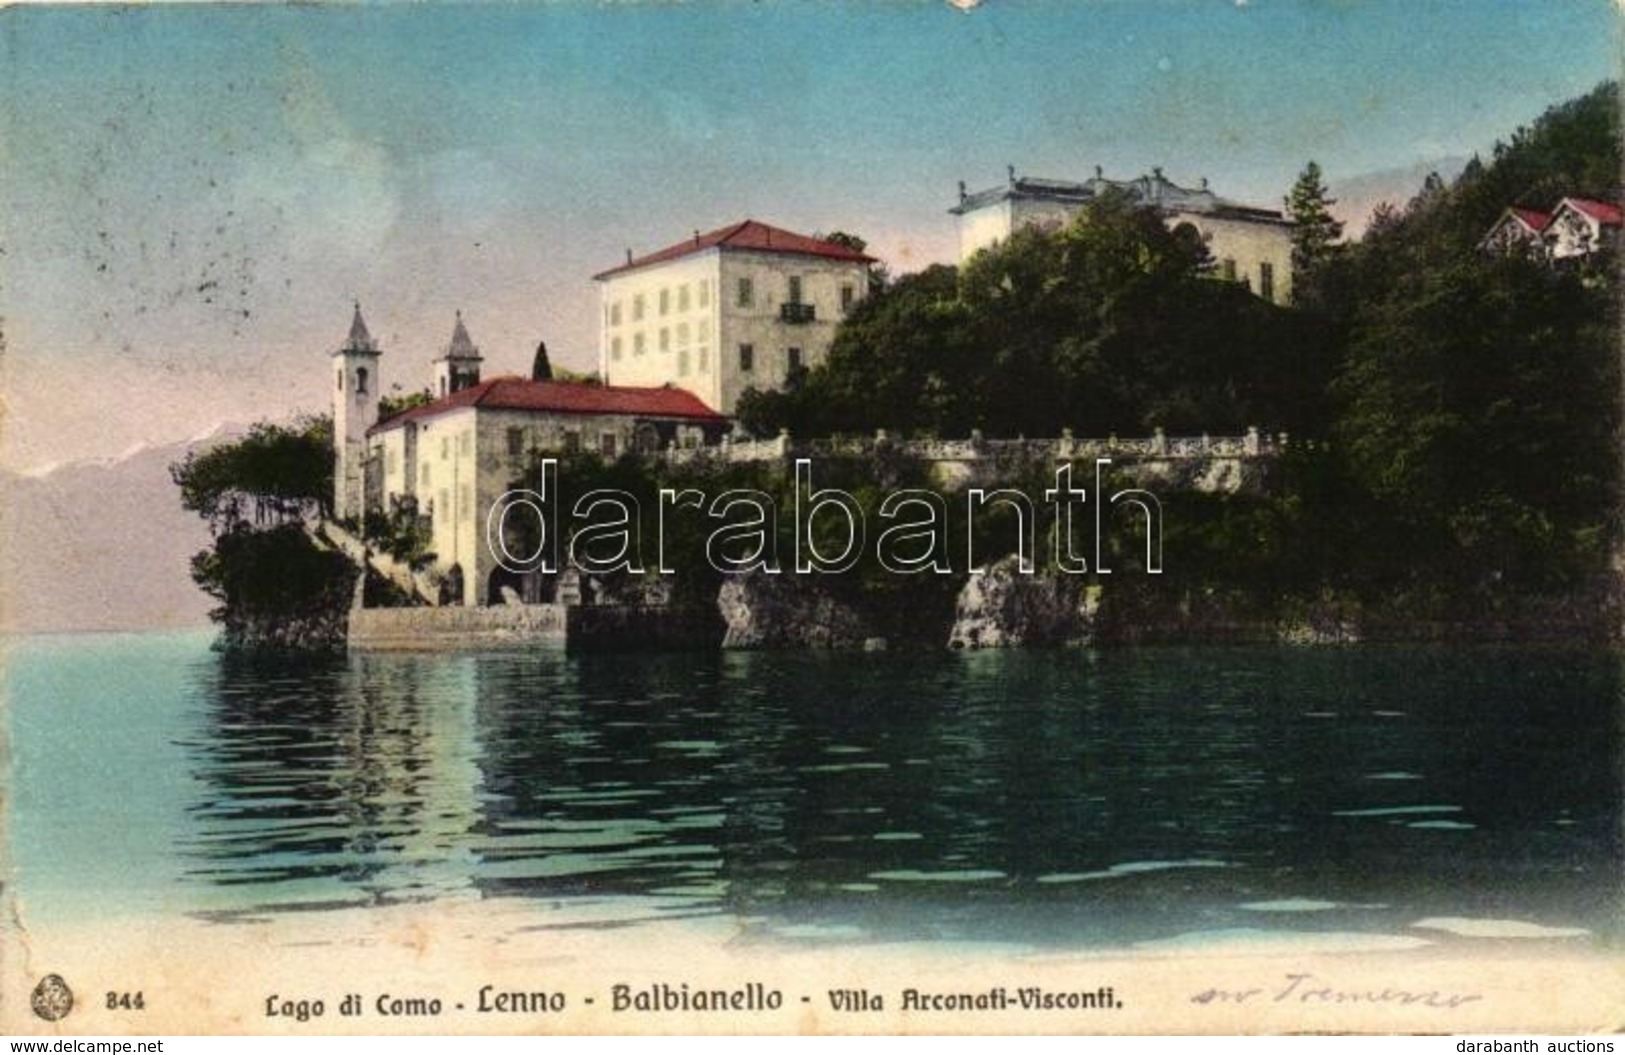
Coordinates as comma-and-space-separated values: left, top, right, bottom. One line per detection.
2, 0, 1622, 1038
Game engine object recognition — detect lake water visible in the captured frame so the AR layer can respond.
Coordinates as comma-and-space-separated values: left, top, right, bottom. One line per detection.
6, 631, 1620, 952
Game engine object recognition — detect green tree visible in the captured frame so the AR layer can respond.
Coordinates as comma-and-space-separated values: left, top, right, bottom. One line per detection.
170, 415, 333, 530
1333, 251, 1618, 595
1285, 160, 1344, 292
378, 387, 432, 423
170, 415, 352, 648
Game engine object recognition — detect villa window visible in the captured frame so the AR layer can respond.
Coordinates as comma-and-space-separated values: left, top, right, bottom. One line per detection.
659, 288, 670, 316
600, 432, 618, 458
739, 343, 754, 372
840, 284, 855, 313
610, 301, 622, 326
659, 328, 670, 353
632, 294, 645, 321
679, 284, 690, 312
356, 367, 369, 394
788, 275, 803, 303
611, 336, 623, 361
506, 427, 524, 457
1221, 259, 1237, 282
1259, 262, 1275, 302
787, 347, 803, 373
737, 277, 754, 308
634, 333, 646, 356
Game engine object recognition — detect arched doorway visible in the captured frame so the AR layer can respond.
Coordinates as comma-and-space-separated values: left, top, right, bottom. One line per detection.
488, 566, 525, 606
633, 422, 662, 454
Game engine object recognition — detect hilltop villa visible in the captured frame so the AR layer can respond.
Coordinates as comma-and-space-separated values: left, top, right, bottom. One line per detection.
332, 306, 727, 606
951, 166, 1295, 304
594, 220, 876, 415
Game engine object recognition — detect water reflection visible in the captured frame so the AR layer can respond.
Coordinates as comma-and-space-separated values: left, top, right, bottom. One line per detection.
177, 645, 1623, 947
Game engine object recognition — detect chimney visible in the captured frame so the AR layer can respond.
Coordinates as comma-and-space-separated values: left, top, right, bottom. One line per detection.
625, 248, 632, 264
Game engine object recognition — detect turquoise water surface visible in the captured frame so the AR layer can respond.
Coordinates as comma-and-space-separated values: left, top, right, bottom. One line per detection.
6, 631, 1620, 950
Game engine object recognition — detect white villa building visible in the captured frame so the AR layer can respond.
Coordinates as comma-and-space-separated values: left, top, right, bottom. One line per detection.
594, 220, 875, 415
951, 167, 1295, 304
332, 306, 727, 606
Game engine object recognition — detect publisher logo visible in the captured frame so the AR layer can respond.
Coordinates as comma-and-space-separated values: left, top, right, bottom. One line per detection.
31, 973, 74, 1021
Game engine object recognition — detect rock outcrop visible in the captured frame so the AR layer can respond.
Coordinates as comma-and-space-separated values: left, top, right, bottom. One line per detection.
948, 554, 1100, 648
717, 570, 875, 648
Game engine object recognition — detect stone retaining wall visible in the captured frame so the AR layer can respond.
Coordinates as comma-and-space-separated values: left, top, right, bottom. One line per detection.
348, 603, 567, 650
348, 602, 722, 651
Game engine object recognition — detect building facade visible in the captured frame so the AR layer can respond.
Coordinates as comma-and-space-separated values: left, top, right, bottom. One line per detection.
1545, 197, 1621, 260
594, 220, 875, 415
330, 307, 728, 607
951, 167, 1295, 304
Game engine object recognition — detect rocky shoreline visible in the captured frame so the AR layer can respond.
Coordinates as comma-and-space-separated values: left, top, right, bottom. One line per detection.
216, 553, 1622, 653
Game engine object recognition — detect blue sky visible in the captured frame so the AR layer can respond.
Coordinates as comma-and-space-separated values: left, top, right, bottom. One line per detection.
1, 1, 1618, 471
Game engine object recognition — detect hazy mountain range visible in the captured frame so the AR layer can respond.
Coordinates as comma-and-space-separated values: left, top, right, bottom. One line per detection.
0, 424, 246, 634
1329, 157, 1471, 237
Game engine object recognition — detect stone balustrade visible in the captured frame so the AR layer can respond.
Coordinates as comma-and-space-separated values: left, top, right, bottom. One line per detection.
660, 426, 1282, 467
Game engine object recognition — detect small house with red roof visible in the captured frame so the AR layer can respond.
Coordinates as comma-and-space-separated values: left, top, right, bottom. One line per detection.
332, 305, 727, 606
1480, 206, 1553, 255
1545, 197, 1622, 260
593, 219, 875, 415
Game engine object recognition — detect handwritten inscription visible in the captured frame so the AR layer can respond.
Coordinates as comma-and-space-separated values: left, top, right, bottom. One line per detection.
1191, 972, 1482, 1010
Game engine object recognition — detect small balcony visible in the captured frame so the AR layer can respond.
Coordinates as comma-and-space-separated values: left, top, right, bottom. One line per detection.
779, 302, 816, 324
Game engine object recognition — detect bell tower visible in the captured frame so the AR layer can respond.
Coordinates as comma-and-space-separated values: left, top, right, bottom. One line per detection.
432, 310, 484, 397
332, 302, 382, 522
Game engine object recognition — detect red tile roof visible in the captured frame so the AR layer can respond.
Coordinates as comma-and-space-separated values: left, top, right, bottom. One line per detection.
593, 219, 875, 280
369, 376, 726, 435
1508, 207, 1552, 232
1558, 197, 1623, 226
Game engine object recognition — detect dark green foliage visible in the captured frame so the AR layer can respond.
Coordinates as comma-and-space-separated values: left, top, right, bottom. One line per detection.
188, 524, 357, 651
507, 452, 967, 642
748, 193, 1317, 441
170, 415, 333, 531
1301, 82, 1621, 604
170, 415, 345, 647
363, 504, 436, 568
377, 388, 433, 423
745, 82, 1621, 628
1285, 160, 1344, 297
